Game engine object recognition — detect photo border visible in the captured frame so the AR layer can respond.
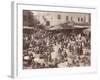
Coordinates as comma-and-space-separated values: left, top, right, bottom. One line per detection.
11, 1, 97, 78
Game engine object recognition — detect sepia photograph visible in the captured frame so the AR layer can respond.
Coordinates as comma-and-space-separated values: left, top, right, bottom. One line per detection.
23, 10, 91, 69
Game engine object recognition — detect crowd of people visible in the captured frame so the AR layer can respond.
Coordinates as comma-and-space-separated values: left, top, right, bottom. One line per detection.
23, 28, 91, 69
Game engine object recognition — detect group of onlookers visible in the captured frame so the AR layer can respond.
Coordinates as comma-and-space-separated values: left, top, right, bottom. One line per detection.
23, 29, 91, 69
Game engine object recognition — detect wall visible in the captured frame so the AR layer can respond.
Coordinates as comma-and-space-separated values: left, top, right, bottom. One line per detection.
32, 11, 90, 26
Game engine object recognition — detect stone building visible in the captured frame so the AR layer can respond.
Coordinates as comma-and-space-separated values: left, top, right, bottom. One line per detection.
32, 11, 91, 28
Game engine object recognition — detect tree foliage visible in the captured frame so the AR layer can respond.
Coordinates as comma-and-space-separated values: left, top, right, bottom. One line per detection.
23, 10, 38, 27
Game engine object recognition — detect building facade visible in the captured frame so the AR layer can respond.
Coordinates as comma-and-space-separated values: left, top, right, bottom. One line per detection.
32, 11, 91, 27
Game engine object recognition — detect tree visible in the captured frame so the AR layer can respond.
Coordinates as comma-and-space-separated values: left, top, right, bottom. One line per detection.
23, 10, 38, 27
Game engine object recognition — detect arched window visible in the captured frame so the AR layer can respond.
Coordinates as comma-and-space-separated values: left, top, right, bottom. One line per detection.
78, 17, 80, 22
81, 17, 83, 22
57, 15, 61, 19
66, 16, 69, 21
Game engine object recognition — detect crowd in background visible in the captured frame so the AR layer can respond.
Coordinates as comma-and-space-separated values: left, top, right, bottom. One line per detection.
23, 29, 91, 69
